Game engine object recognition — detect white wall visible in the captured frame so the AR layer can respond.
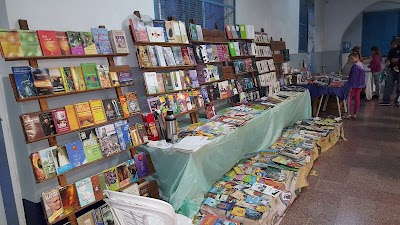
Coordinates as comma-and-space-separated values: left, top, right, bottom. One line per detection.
236, 0, 300, 54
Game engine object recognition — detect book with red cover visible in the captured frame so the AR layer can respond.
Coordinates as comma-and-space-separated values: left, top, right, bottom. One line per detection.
56, 32, 71, 55
90, 174, 104, 201
37, 30, 62, 56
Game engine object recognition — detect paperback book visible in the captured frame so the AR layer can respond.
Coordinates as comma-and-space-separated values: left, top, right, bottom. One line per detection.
96, 124, 121, 157
109, 30, 129, 54
42, 188, 64, 223
66, 31, 84, 55
81, 63, 101, 89
79, 128, 103, 162
60, 67, 75, 92
103, 167, 120, 191
38, 146, 57, 179
31, 153, 45, 182
75, 177, 96, 207
32, 68, 53, 95
89, 99, 107, 125
117, 71, 134, 86
0, 30, 23, 58
39, 112, 56, 136
96, 65, 111, 88
91, 27, 113, 54
52, 146, 72, 175
56, 32, 71, 55
49, 68, 65, 94
52, 108, 70, 133
125, 92, 141, 114
116, 163, 131, 188
74, 101, 94, 128
59, 184, 79, 215
70, 66, 86, 91
134, 152, 150, 178
12, 66, 37, 98
91, 174, 104, 201
65, 140, 87, 168
81, 31, 98, 55
18, 30, 42, 56
21, 112, 45, 142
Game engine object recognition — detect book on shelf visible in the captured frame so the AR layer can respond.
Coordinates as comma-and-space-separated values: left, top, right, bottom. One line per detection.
12, 66, 37, 98
65, 140, 87, 168
102, 99, 118, 121
239, 24, 247, 39
75, 101, 94, 128
187, 47, 197, 65
176, 92, 187, 113
125, 92, 141, 114
136, 123, 149, 144
210, 45, 219, 62
178, 21, 189, 44
21, 112, 45, 142
117, 70, 134, 86
52, 146, 73, 175
129, 124, 142, 146
171, 46, 184, 65
70, 66, 86, 91
77, 209, 95, 225
129, 15, 147, 42
109, 71, 120, 87
146, 27, 165, 43
55, 32, 71, 55
181, 48, 191, 65
38, 146, 57, 179
40, 111, 57, 136
64, 105, 80, 131
112, 98, 124, 119
91, 27, 113, 54
155, 73, 166, 93
162, 72, 174, 92
81, 63, 101, 89
31, 153, 45, 182
101, 204, 115, 225
66, 31, 84, 55
180, 70, 191, 89
103, 166, 120, 191
163, 47, 176, 66
79, 128, 103, 162
89, 99, 107, 125
137, 45, 151, 68
153, 20, 169, 42
196, 65, 205, 84
18, 30, 42, 57
173, 21, 182, 43
49, 68, 65, 94
59, 184, 79, 215
0, 30, 23, 58
114, 120, 132, 151
189, 23, 197, 41
165, 21, 176, 43
95, 64, 111, 88
171, 71, 183, 91
80, 31, 98, 55
134, 152, 150, 178
92, 206, 104, 225
122, 183, 139, 195
96, 124, 121, 157
52, 108, 70, 133
109, 30, 129, 54
76, 177, 96, 207
146, 46, 158, 67
32, 68, 53, 96
144, 72, 158, 94
90, 174, 104, 201
154, 46, 167, 67
185, 92, 193, 110
206, 45, 215, 63
225, 25, 233, 39
119, 96, 130, 118
116, 163, 131, 188
60, 67, 76, 92
196, 25, 204, 41
42, 187, 64, 223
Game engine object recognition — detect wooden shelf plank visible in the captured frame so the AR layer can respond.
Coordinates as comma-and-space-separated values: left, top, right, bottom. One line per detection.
234, 71, 256, 76
191, 40, 229, 44
228, 38, 254, 42
4, 53, 129, 61
255, 56, 273, 60
24, 112, 142, 144
140, 65, 196, 71
134, 41, 191, 47
254, 42, 271, 46
230, 55, 256, 59
146, 87, 201, 97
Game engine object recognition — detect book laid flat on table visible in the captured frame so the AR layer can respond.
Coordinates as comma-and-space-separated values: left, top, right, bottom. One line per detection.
12, 66, 37, 98
42, 187, 64, 223
75, 177, 96, 207
56, 32, 71, 55
74, 101, 94, 128
80, 31, 98, 55
32, 68, 53, 96
109, 30, 129, 54
66, 31, 84, 55
79, 128, 103, 162
0, 30, 23, 58
59, 184, 79, 215
91, 27, 113, 54
18, 30, 42, 57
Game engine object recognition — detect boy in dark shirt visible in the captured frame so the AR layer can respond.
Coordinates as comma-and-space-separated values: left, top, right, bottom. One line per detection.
380, 38, 400, 106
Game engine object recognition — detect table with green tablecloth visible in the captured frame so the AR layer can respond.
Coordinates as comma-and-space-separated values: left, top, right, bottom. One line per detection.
138, 91, 312, 218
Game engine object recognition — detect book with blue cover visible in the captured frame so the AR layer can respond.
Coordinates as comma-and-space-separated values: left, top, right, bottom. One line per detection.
134, 152, 150, 178
75, 177, 96, 207
12, 66, 37, 98
65, 140, 87, 168
91, 28, 113, 54
52, 146, 73, 174
114, 120, 130, 151
126, 159, 139, 183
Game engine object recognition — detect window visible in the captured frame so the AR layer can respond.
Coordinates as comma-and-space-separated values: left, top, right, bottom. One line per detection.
298, 0, 308, 53
154, 0, 235, 30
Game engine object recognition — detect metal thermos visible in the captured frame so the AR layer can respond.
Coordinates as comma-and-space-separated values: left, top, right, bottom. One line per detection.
165, 110, 178, 143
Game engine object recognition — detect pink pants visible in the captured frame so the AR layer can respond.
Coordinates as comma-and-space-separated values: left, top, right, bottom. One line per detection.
348, 88, 362, 115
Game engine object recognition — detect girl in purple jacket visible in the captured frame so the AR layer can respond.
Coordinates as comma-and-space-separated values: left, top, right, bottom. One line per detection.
346, 52, 366, 119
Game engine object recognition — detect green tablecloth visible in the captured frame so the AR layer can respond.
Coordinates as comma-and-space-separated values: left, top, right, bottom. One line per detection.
138, 91, 312, 218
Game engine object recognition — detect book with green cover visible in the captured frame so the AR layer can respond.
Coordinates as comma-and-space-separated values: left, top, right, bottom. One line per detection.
79, 128, 103, 163
228, 42, 237, 56
239, 25, 247, 39
60, 67, 75, 92
80, 31, 98, 55
81, 63, 101, 89
18, 30, 42, 57
103, 167, 120, 191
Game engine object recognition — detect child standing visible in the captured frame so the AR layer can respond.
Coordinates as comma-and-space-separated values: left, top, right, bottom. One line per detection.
368, 46, 382, 98
346, 52, 366, 119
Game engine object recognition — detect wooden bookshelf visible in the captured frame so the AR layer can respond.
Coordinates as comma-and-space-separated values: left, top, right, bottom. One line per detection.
230, 55, 256, 59
196, 61, 229, 66
255, 56, 273, 60
234, 71, 256, 76
133, 41, 191, 47
140, 65, 196, 71
228, 38, 254, 42
255, 42, 271, 46
191, 40, 229, 45
146, 87, 200, 97
3, 53, 129, 62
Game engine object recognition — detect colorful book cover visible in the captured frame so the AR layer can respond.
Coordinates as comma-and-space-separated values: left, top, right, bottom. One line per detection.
55, 32, 71, 55
196, 65, 205, 84
189, 23, 197, 41
109, 30, 129, 54
137, 45, 151, 68
101, 204, 115, 225
171, 71, 182, 91
125, 92, 141, 114
103, 167, 120, 191
0, 30, 23, 58
206, 44, 215, 62
119, 96, 130, 118
18, 30, 42, 57
144, 72, 158, 94
162, 73, 174, 92
64, 105, 80, 131
32, 68, 53, 96
49, 68, 65, 94
203, 66, 211, 83
60, 67, 75, 92
42, 188, 64, 223
21, 113, 45, 142
65, 140, 87, 167
37, 30, 61, 56
89, 99, 107, 125
114, 120, 131, 151
126, 159, 139, 183
147, 97, 159, 113
147, 46, 158, 67
39, 112, 56, 136
51, 146, 72, 175
96, 65, 111, 88
70, 66, 86, 91
188, 70, 199, 87
154, 46, 167, 66
129, 125, 142, 146
221, 45, 231, 61
98, 173, 107, 193
74, 102, 94, 128
176, 92, 187, 113
187, 47, 197, 65
66, 31, 84, 55
96, 124, 121, 157
93, 206, 104, 225
171, 46, 184, 65
52, 108, 70, 133
155, 73, 165, 93
111, 98, 124, 119
77, 210, 95, 225
162, 47, 176, 66
75, 177, 96, 207
91, 27, 113, 54
152, 20, 168, 42
81, 63, 101, 89
12, 66, 37, 98
38, 146, 57, 179
240, 24, 247, 38
79, 128, 103, 162
109, 72, 120, 87
90, 174, 104, 201
166, 94, 179, 114
201, 86, 210, 103
129, 16, 146, 42
31, 153, 45, 182
185, 92, 193, 110
122, 123, 134, 149
178, 21, 189, 43
196, 25, 204, 41
116, 163, 131, 188
80, 31, 98, 55
200, 215, 240, 225
180, 70, 191, 89
59, 184, 79, 215
117, 70, 134, 86
181, 48, 191, 65
102, 99, 117, 121
134, 152, 150, 178
172, 21, 182, 43
165, 21, 176, 43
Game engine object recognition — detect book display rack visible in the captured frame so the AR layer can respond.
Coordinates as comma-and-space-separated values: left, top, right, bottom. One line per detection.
3, 19, 159, 225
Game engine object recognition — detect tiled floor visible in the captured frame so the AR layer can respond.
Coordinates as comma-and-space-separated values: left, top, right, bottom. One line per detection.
281, 98, 400, 225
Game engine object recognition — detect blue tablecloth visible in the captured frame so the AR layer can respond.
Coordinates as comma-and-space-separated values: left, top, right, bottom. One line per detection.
300, 83, 349, 101
138, 91, 312, 218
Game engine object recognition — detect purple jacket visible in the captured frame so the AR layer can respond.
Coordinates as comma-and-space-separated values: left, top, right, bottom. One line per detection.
348, 62, 366, 88
368, 55, 382, 72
